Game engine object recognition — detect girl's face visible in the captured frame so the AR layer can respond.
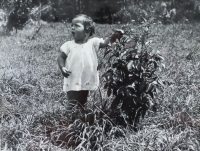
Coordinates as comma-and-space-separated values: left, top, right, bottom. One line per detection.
71, 17, 87, 43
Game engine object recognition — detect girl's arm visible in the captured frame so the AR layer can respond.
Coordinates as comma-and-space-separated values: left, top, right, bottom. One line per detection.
57, 52, 71, 78
99, 36, 111, 48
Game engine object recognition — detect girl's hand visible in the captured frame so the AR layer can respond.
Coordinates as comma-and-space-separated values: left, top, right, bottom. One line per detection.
62, 67, 71, 78
100, 29, 124, 48
110, 29, 124, 43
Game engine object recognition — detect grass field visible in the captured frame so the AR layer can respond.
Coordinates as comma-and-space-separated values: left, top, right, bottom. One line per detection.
0, 22, 200, 150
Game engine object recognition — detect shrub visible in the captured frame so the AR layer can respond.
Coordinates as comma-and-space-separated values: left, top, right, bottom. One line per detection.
5, 2, 29, 33
102, 19, 164, 130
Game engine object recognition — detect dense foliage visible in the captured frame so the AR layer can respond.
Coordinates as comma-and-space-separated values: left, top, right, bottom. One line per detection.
0, 0, 200, 35
0, 0, 200, 24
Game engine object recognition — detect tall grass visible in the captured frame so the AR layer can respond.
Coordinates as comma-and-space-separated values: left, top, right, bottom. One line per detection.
0, 22, 200, 150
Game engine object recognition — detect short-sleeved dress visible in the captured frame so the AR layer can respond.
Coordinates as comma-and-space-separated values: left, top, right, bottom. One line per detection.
60, 37, 104, 92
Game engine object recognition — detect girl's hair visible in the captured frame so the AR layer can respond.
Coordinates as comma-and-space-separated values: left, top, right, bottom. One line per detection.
73, 14, 95, 36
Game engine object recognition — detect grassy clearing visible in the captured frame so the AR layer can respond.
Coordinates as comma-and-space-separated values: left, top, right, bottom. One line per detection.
0, 22, 200, 150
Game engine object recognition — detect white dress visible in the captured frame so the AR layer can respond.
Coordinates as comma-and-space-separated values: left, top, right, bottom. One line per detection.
60, 37, 104, 92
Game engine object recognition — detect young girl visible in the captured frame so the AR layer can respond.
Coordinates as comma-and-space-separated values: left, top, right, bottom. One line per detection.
57, 14, 122, 111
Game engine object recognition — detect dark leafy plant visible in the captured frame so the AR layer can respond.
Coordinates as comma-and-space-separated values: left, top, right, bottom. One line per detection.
102, 20, 164, 130
5, 1, 30, 34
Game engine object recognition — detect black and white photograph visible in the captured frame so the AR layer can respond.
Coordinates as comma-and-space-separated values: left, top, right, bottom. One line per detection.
0, 0, 200, 150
